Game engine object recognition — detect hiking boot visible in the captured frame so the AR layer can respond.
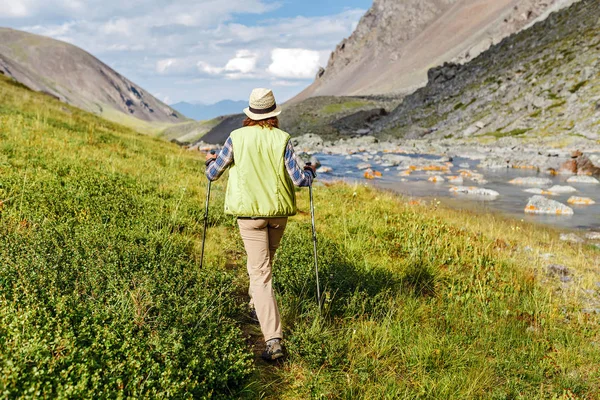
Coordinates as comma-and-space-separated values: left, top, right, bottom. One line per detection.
261, 339, 284, 361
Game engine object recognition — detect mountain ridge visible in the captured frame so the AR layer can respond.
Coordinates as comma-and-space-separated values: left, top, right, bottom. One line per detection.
292, 0, 576, 102
0, 27, 184, 130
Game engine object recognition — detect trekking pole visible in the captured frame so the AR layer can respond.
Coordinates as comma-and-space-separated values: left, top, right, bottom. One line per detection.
306, 163, 322, 310
200, 151, 215, 269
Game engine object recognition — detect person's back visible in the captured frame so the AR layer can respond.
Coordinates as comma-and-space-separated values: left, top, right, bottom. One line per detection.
226, 126, 296, 217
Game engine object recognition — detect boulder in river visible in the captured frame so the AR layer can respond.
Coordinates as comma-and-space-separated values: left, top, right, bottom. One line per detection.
509, 177, 553, 186
357, 163, 372, 170
524, 188, 555, 195
364, 169, 382, 180
524, 185, 577, 195
558, 159, 578, 175
567, 176, 600, 184
449, 186, 499, 197
447, 176, 464, 184
547, 185, 577, 194
524, 196, 573, 215
567, 196, 596, 205
428, 175, 445, 183
317, 166, 333, 174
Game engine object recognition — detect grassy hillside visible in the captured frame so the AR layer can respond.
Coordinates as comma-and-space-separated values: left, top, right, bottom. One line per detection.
0, 28, 185, 129
160, 118, 222, 144
1, 74, 600, 398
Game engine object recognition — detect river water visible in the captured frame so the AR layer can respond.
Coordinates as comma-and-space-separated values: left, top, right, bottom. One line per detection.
315, 152, 600, 231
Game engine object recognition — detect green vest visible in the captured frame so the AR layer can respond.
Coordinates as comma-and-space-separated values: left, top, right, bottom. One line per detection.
224, 126, 297, 217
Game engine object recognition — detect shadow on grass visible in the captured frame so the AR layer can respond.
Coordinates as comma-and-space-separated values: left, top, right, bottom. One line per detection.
274, 224, 437, 321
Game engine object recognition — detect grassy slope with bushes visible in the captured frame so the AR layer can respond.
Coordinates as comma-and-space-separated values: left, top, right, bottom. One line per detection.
1, 74, 600, 398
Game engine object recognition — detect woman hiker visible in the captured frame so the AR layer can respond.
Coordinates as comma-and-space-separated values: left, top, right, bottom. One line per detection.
205, 88, 316, 361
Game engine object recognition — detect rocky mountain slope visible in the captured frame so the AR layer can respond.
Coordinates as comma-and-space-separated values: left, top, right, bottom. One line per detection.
0, 28, 183, 129
372, 0, 599, 147
293, 0, 575, 101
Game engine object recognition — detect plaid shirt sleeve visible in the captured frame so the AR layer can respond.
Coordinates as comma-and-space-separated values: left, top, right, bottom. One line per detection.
205, 137, 234, 181
284, 140, 314, 187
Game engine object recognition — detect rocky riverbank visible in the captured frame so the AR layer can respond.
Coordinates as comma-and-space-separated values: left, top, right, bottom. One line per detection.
291, 133, 600, 177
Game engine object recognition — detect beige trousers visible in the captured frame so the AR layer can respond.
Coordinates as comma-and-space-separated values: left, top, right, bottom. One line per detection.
237, 217, 288, 342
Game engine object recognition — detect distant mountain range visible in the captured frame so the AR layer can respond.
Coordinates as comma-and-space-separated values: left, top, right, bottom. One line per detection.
170, 100, 248, 121
0, 27, 184, 131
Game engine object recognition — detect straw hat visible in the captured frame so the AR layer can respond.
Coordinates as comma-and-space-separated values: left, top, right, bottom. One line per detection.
243, 88, 282, 120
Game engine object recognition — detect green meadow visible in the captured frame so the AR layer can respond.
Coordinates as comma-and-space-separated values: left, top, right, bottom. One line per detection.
1, 74, 599, 399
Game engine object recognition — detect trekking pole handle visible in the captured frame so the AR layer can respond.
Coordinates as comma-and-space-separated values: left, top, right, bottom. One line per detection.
304, 162, 316, 179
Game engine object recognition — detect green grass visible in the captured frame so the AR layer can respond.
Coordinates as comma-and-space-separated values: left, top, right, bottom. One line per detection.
487, 128, 532, 139
100, 106, 177, 135
529, 109, 542, 118
160, 118, 221, 143
546, 100, 567, 111
454, 98, 477, 111
1, 74, 600, 398
569, 80, 588, 94
321, 100, 369, 115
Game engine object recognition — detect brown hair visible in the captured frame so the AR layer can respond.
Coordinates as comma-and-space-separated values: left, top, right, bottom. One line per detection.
243, 117, 279, 129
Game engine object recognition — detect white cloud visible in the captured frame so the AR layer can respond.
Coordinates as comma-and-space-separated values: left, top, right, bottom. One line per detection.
267, 48, 321, 79
155, 57, 198, 76
156, 58, 176, 74
2, 2, 366, 103
102, 18, 131, 36
0, 1, 30, 17
197, 61, 223, 75
225, 50, 258, 74
271, 80, 303, 87
197, 50, 258, 78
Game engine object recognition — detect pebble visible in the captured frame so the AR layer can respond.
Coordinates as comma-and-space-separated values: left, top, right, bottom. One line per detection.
449, 186, 500, 196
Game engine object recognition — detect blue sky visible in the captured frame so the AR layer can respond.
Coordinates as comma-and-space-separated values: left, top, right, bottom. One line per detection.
0, 0, 372, 104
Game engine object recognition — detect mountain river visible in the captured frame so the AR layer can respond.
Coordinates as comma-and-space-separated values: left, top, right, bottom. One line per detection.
315, 152, 600, 231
